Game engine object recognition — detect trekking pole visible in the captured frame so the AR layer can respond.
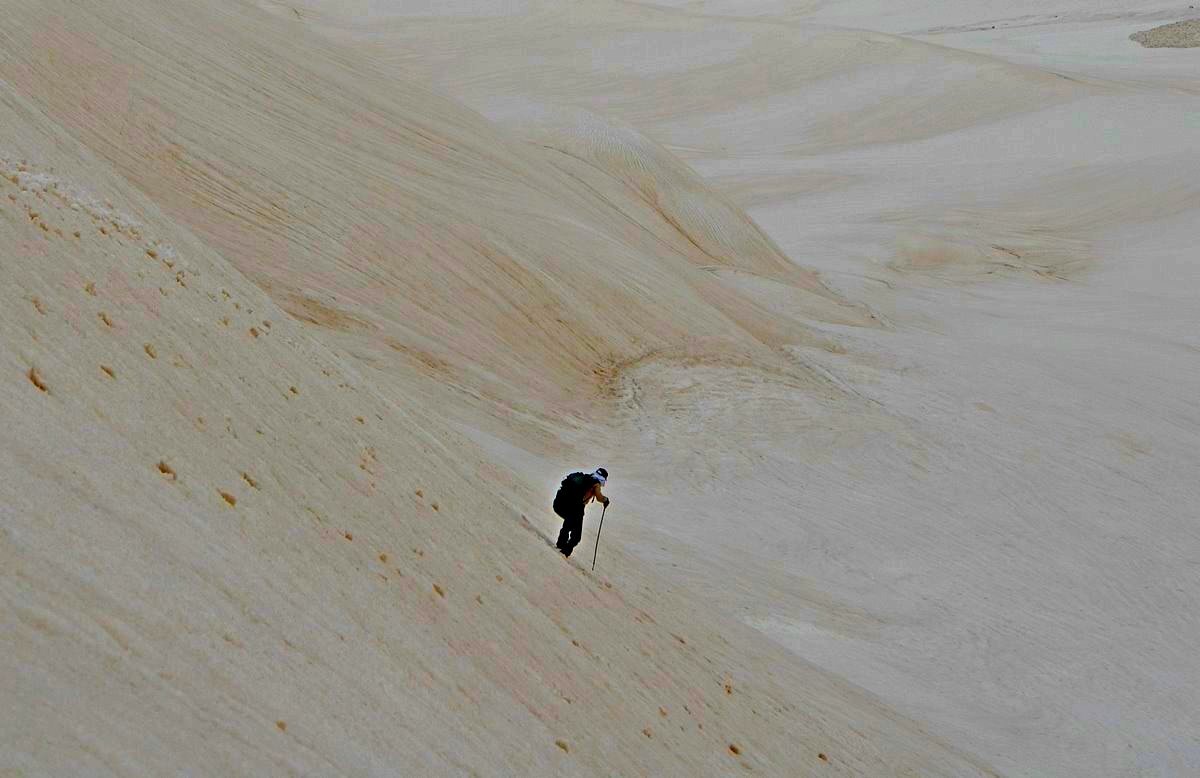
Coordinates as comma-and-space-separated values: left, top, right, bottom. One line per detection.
591, 504, 607, 572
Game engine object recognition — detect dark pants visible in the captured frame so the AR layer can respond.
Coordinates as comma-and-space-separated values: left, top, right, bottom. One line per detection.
554, 500, 583, 556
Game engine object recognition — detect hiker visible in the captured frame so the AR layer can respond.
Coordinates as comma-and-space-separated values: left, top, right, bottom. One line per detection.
553, 467, 609, 557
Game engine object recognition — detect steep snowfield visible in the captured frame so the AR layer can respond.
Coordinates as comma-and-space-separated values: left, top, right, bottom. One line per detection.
1, 0, 992, 775
287, 1, 1200, 776
4, 0, 1199, 775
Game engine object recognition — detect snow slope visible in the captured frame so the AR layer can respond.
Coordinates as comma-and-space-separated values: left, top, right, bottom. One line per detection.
4, 0, 1198, 774
1, 0, 993, 775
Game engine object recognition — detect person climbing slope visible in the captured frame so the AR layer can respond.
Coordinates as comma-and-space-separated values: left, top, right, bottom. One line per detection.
553, 467, 610, 557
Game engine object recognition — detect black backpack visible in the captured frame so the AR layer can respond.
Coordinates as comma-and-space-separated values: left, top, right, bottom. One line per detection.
555, 472, 595, 505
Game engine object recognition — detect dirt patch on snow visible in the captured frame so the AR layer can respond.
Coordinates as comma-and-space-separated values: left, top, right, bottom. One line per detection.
1130, 20, 1200, 48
